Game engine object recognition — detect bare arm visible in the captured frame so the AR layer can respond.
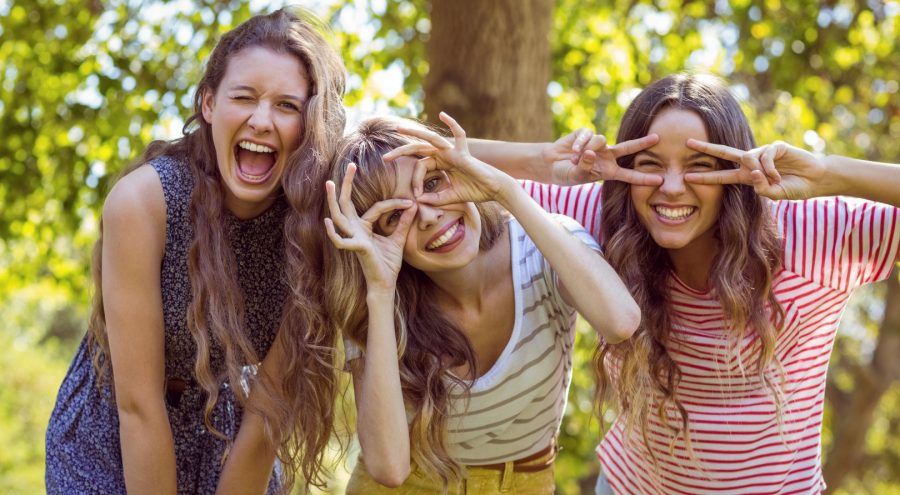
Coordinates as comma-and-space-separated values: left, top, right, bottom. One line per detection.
215, 335, 286, 494
468, 139, 550, 182
819, 155, 900, 209
498, 183, 640, 343
350, 289, 410, 487
104, 165, 177, 494
324, 168, 415, 487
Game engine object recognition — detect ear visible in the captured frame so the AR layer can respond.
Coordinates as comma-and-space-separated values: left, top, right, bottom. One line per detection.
200, 88, 214, 124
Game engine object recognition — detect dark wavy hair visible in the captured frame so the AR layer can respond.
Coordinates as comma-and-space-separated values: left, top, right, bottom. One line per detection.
596, 73, 785, 465
86, 8, 346, 491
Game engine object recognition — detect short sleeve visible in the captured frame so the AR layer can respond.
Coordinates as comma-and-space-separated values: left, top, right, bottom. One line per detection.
775, 197, 900, 292
519, 180, 603, 243
342, 338, 363, 372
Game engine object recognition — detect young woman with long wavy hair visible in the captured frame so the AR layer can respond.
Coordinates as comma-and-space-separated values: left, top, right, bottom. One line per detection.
485, 73, 900, 494
322, 114, 643, 493
45, 9, 346, 494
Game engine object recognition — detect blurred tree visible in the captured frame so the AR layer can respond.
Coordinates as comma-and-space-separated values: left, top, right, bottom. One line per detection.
424, 0, 554, 140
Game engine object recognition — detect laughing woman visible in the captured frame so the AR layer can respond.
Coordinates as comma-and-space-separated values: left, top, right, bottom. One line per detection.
487, 73, 900, 494
45, 9, 345, 494
322, 114, 640, 494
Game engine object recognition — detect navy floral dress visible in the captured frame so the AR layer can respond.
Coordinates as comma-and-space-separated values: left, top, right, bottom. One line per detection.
46, 155, 287, 494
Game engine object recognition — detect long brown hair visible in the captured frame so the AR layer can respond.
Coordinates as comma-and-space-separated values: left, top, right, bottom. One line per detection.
596, 74, 784, 464
86, 8, 346, 490
323, 117, 505, 485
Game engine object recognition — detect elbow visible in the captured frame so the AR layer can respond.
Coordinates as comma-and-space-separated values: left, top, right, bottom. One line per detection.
368, 460, 411, 488
599, 302, 641, 345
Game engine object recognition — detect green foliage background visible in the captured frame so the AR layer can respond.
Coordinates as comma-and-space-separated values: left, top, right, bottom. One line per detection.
0, 1, 896, 493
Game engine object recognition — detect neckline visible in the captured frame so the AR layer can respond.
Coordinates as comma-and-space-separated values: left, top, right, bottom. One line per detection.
670, 271, 714, 298
469, 219, 523, 392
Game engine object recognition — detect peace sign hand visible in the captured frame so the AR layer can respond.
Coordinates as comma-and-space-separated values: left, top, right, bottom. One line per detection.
546, 130, 663, 186
324, 163, 417, 292
685, 139, 827, 200
386, 112, 517, 206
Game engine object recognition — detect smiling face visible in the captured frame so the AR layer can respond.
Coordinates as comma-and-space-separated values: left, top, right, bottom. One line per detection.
629, 108, 724, 257
201, 46, 308, 219
376, 156, 482, 273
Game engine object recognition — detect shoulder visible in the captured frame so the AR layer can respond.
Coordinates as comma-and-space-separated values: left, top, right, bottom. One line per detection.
103, 165, 166, 244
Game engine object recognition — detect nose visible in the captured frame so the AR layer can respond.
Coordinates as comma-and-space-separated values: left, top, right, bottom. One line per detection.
416, 202, 444, 230
248, 102, 273, 134
658, 169, 687, 196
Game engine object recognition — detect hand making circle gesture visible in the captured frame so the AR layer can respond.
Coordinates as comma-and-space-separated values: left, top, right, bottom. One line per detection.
684, 139, 828, 200
545, 129, 663, 186
324, 163, 417, 291
384, 112, 516, 206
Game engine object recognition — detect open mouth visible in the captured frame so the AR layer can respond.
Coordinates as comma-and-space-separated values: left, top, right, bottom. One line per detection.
654, 205, 696, 223
426, 218, 465, 252
233, 140, 278, 184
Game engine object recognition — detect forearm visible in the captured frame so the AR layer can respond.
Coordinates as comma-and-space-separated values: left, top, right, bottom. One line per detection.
217, 335, 284, 494
356, 290, 410, 485
820, 155, 900, 207
499, 183, 640, 343
119, 409, 178, 495
469, 139, 550, 182
216, 408, 277, 494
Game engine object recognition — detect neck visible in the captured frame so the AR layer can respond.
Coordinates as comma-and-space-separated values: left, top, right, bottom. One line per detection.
666, 236, 719, 292
426, 231, 508, 312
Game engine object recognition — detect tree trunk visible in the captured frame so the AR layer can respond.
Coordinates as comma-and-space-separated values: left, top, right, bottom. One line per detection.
823, 268, 900, 492
425, 0, 554, 141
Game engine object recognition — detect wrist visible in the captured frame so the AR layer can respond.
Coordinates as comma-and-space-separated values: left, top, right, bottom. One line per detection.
817, 154, 847, 197
366, 285, 396, 301
533, 142, 554, 183
494, 174, 525, 208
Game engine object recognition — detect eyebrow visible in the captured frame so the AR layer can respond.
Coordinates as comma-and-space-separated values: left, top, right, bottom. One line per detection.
228, 85, 306, 103
635, 150, 715, 161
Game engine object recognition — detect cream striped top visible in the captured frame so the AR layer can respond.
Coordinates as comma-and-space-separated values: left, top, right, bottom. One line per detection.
345, 215, 600, 464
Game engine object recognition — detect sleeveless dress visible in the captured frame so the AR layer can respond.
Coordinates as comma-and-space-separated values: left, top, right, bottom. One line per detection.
45, 155, 288, 494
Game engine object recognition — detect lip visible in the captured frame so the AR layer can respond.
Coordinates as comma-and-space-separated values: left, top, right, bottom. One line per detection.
651, 204, 697, 226
426, 218, 465, 253
233, 139, 280, 185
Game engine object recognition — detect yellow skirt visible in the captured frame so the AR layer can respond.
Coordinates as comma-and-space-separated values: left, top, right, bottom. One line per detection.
345, 452, 556, 495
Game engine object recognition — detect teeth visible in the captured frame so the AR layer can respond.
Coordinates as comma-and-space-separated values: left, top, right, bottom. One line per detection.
655, 206, 695, 220
428, 221, 460, 250
238, 141, 274, 153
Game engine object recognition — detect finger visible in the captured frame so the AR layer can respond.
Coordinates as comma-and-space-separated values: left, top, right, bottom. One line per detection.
395, 124, 452, 150
360, 199, 415, 223
683, 169, 746, 185
389, 203, 418, 242
740, 151, 766, 179
577, 149, 597, 173
325, 181, 353, 234
324, 218, 354, 251
412, 157, 429, 197
338, 163, 358, 217
749, 169, 777, 197
584, 134, 608, 152
417, 190, 457, 206
439, 112, 468, 152
685, 139, 744, 162
383, 142, 437, 162
610, 133, 659, 157
572, 128, 593, 153
613, 168, 664, 186
760, 145, 782, 184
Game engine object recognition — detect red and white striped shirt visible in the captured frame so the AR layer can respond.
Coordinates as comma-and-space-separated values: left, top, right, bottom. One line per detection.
523, 181, 900, 495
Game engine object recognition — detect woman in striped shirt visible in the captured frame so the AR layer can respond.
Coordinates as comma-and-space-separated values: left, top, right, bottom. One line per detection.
512, 73, 899, 494
321, 114, 642, 493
